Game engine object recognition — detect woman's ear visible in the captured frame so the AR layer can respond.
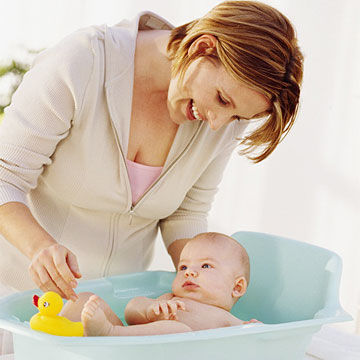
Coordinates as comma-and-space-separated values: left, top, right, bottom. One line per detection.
232, 276, 248, 299
188, 34, 218, 57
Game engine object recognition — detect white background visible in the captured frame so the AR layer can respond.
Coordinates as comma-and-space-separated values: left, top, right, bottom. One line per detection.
0, 0, 359, 336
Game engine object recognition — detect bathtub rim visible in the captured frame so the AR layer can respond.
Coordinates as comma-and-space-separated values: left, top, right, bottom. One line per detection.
0, 305, 352, 346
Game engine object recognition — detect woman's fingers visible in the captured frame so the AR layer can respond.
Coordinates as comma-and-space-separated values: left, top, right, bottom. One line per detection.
29, 244, 80, 300
54, 248, 77, 285
29, 265, 67, 298
66, 251, 82, 279
45, 257, 78, 301
53, 248, 80, 300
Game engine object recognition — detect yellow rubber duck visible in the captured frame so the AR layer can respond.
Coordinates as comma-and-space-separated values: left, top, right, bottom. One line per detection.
30, 291, 84, 336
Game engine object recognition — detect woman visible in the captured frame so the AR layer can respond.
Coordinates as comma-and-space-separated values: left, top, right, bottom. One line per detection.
0, 1, 303, 301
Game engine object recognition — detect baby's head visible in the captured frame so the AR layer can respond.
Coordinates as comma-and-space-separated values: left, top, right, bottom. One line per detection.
172, 232, 250, 311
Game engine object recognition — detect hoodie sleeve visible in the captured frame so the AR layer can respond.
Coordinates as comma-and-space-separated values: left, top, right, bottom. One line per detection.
0, 29, 96, 206
159, 141, 236, 249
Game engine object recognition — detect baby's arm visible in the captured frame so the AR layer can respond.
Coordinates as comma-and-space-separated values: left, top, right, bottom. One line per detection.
227, 314, 245, 326
124, 296, 158, 325
125, 293, 183, 325
226, 313, 262, 327
82, 295, 192, 336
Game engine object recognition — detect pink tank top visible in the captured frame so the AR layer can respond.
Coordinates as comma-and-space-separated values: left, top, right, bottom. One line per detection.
126, 159, 163, 204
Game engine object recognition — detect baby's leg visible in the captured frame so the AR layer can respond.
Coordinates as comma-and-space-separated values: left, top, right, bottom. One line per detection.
61, 292, 123, 326
82, 295, 192, 337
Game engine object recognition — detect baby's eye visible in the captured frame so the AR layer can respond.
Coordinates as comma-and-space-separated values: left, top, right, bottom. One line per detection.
202, 263, 212, 269
179, 265, 187, 271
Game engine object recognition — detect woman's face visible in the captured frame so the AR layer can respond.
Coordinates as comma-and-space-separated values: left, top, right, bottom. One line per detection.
167, 57, 271, 130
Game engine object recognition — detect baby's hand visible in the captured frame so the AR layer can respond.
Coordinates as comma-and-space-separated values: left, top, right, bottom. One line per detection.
146, 299, 186, 321
243, 319, 263, 325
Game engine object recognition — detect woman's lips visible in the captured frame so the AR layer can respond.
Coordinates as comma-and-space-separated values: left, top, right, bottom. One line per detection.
186, 99, 196, 121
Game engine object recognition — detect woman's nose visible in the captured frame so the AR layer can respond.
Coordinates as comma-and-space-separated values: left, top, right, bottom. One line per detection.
207, 110, 227, 131
185, 268, 198, 277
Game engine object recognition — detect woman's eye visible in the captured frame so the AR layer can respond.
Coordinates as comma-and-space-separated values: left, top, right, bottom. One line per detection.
217, 92, 228, 105
202, 263, 211, 269
179, 265, 187, 271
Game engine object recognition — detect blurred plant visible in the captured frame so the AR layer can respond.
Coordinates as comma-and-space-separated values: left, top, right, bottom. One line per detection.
0, 60, 30, 116
0, 48, 41, 118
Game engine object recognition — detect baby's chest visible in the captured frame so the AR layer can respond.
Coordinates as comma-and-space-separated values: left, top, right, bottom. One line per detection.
174, 299, 231, 331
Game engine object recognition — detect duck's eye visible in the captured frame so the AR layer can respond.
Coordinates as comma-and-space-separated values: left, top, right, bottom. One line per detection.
179, 265, 187, 271
43, 301, 49, 308
202, 263, 212, 269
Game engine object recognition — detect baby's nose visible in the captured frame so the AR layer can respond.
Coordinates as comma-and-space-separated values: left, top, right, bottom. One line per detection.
185, 268, 198, 277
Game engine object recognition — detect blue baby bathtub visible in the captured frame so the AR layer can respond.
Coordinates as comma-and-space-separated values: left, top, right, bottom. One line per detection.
0, 231, 352, 360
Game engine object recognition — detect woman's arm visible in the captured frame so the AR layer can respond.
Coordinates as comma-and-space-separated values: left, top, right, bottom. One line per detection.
160, 140, 237, 268
0, 202, 55, 261
0, 29, 95, 297
0, 202, 81, 300
167, 238, 192, 269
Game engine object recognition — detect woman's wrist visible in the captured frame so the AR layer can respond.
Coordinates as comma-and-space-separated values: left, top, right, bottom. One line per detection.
0, 202, 57, 259
25, 233, 57, 260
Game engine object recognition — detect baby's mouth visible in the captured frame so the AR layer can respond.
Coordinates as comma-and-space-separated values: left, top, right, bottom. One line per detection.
182, 281, 199, 288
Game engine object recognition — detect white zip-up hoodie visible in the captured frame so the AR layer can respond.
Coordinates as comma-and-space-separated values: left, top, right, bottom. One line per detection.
0, 12, 247, 290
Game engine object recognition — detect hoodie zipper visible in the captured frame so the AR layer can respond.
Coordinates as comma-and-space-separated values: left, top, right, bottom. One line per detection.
103, 213, 116, 276
128, 122, 203, 220
104, 118, 202, 274
110, 120, 203, 224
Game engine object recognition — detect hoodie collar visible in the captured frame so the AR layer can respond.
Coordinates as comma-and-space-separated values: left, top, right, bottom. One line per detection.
104, 12, 173, 156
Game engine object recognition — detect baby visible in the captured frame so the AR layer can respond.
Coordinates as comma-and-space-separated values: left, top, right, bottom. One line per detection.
61, 232, 258, 336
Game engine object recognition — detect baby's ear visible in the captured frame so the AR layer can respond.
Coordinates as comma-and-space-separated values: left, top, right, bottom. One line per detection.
232, 277, 247, 299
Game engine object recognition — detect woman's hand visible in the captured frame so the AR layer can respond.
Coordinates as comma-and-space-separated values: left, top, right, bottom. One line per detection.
29, 243, 82, 301
146, 299, 186, 321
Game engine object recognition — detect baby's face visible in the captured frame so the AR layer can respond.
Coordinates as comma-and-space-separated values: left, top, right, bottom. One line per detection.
171, 235, 247, 311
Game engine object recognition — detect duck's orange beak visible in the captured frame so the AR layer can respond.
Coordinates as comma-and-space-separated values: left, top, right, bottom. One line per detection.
32, 295, 39, 308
